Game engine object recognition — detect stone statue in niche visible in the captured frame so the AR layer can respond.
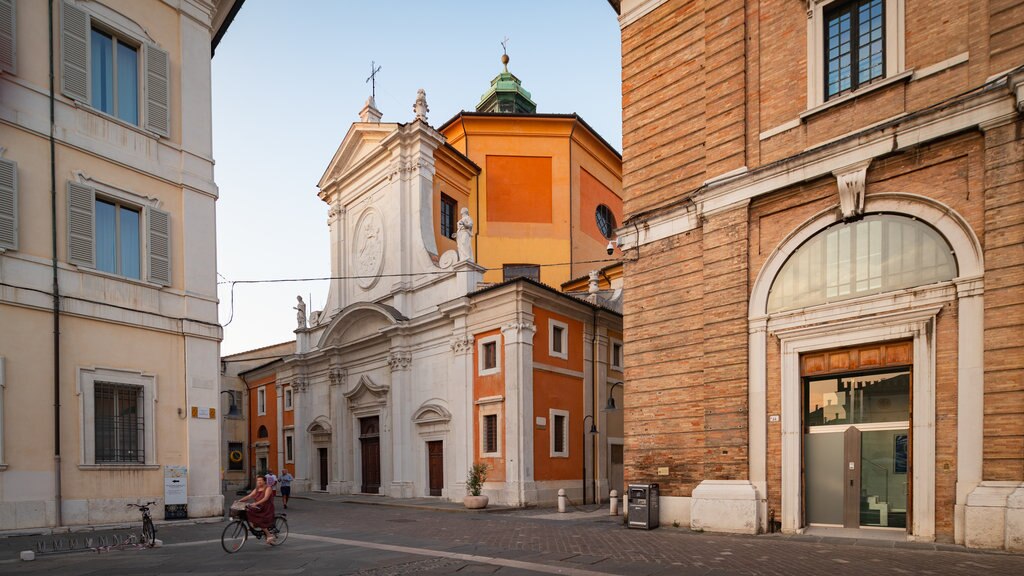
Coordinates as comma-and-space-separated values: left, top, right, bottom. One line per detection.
456, 207, 474, 262
294, 295, 307, 329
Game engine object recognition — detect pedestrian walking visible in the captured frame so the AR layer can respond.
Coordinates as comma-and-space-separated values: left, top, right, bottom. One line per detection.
279, 469, 294, 509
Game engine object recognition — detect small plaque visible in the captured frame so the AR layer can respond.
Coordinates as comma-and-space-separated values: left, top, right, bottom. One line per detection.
535, 417, 546, 429
191, 406, 214, 419
769, 414, 780, 423
657, 467, 669, 476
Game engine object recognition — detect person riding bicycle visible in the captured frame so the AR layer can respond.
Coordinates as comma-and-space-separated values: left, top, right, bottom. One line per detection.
237, 474, 277, 544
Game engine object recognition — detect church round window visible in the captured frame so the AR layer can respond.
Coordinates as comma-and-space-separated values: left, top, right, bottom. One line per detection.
767, 214, 957, 313
596, 205, 616, 239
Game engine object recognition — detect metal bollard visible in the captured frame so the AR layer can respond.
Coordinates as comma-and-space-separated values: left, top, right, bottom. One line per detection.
557, 488, 567, 513
609, 490, 619, 516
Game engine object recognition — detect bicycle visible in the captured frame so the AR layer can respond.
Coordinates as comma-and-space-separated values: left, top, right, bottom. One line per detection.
221, 502, 288, 553
126, 501, 157, 548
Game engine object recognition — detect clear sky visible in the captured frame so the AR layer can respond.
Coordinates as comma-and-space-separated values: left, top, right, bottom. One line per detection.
213, 0, 623, 355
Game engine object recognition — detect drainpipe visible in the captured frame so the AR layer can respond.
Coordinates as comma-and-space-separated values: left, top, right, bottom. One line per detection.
48, 0, 63, 527
591, 304, 599, 505
568, 120, 577, 280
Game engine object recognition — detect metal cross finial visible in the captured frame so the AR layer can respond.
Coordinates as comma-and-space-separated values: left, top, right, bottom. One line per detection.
501, 37, 509, 55
366, 61, 382, 100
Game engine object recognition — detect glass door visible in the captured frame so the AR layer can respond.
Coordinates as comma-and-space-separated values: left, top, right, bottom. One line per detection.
804, 369, 910, 529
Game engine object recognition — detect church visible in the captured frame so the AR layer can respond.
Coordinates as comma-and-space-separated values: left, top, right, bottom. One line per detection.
255, 60, 625, 506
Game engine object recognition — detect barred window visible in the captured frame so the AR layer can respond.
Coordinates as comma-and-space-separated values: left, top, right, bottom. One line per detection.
94, 382, 144, 463
440, 194, 457, 239
483, 414, 498, 454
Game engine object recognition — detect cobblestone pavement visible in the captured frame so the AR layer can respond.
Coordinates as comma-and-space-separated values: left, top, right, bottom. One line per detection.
0, 494, 1021, 575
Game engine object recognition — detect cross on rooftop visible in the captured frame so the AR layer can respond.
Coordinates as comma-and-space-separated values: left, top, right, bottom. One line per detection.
366, 61, 382, 100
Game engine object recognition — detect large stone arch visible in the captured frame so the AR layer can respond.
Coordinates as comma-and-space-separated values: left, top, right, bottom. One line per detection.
316, 302, 408, 349
745, 192, 985, 539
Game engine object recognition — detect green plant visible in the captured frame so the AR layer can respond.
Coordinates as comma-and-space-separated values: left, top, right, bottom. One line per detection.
466, 462, 489, 496
672, 520, 680, 528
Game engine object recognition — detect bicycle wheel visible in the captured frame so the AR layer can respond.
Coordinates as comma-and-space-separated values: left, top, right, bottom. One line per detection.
142, 517, 156, 547
221, 520, 247, 553
269, 516, 288, 546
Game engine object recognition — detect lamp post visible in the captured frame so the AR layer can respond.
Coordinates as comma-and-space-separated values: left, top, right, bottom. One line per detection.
606, 381, 623, 410
582, 415, 598, 504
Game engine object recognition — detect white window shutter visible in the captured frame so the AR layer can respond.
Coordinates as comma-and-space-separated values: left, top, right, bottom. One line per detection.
67, 181, 94, 267
147, 206, 170, 285
0, 0, 16, 74
60, 1, 89, 103
0, 158, 16, 250
144, 44, 170, 137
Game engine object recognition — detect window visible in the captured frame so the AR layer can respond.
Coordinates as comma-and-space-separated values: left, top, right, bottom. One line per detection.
284, 387, 293, 411
0, 157, 17, 251
824, 0, 884, 100
78, 367, 155, 467
548, 319, 569, 360
66, 182, 171, 285
257, 425, 269, 439
483, 414, 498, 454
503, 264, 540, 282
805, 369, 910, 427
440, 193, 457, 239
285, 432, 294, 463
550, 409, 569, 458
596, 204, 616, 239
767, 214, 956, 312
610, 339, 624, 371
478, 335, 501, 376
225, 390, 242, 418
90, 27, 138, 124
0, 0, 16, 75
807, 0, 904, 108
227, 441, 244, 471
60, 2, 170, 136
257, 387, 266, 416
95, 198, 140, 278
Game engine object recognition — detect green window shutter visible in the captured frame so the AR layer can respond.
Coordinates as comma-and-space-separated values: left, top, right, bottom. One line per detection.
0, 158, 16, 250
147, 206, 170, 285
144, 44, 169, 137
0, 0, 16, 74
67, 181, 94, 267
60, 1, 89, 103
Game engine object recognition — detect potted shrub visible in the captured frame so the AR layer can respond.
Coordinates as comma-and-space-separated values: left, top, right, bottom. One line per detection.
464, 462, 489, 509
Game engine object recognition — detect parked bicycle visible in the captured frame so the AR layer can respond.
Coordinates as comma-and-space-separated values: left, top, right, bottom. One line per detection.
126, 501, 157, 547
222, 501, 288, 553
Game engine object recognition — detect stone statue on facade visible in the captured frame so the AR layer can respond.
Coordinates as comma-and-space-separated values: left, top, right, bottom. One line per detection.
456, 207, 474, 262
294, 295, 307, 329
414, 89, 429, 122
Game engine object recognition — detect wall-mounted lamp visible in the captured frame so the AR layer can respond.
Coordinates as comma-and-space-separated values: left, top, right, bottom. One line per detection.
606, 381, 623, 410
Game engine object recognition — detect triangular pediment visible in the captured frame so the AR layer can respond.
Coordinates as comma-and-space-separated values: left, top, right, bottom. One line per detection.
318, 122, 400, 190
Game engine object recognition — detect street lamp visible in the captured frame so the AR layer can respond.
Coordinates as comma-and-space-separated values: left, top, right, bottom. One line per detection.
582, 414, 598, 504
606, 382, 623, 410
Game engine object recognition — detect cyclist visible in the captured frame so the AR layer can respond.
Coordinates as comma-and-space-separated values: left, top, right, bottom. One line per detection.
237, 475, 277, 544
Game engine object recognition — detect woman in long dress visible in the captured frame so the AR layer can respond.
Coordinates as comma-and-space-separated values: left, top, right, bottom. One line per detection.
237, 475, 277, 543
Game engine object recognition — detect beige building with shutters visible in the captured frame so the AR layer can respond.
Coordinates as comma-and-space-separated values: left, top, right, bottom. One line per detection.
0, 0, 241, 529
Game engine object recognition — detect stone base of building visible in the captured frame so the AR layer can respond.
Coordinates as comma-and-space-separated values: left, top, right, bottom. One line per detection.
690, 481, 760, 535
0, 499, 57, 530
657, 495, 692, 528
965, 482, 1024, 551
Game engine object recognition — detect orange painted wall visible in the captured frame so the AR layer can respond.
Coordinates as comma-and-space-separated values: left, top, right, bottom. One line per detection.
473, 330, 506, 482
579, 168, 622, 244
486, 156, 553, 223
532, 306, 585, 481
247, 375, 278, 476
432, 148, 474, 257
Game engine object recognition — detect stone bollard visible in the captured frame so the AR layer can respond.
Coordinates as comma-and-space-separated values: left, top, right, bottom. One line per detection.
20, 551, 35, 562
558, 488, 567, 513
609, 490, 619, 516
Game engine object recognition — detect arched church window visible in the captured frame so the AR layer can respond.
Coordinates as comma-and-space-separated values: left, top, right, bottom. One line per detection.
257, 425, 269, 439
767, 214, 956, 313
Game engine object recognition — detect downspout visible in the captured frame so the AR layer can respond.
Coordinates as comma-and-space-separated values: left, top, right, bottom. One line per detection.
48, 0, 63, 527
568, 120, 577, 281
591, 305, 598, 505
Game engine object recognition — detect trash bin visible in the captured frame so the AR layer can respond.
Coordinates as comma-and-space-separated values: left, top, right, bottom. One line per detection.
627, 483, 659, 529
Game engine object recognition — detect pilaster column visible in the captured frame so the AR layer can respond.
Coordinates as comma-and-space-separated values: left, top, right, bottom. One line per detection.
501, 320, 536, 506
388, 350, 413, 497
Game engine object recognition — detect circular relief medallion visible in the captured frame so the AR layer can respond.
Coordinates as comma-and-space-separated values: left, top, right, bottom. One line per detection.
353, 208, 385, 289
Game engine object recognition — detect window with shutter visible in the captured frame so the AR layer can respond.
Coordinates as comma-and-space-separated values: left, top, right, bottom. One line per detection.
144, 44, 169, 137
0, 158, 16, 250
147, 206, 170, 285
0, 0, 16, 75
67, 182, 95, 268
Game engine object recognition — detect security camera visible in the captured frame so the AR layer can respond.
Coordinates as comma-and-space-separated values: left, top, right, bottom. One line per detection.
606, 240, 616, 256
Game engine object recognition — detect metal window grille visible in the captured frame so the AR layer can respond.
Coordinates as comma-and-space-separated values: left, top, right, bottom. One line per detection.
94, 382, 144, 463
553, 414, 566, 454
503, 264, 540, 282
484, 414, 498, 453
440, 194, 457, 239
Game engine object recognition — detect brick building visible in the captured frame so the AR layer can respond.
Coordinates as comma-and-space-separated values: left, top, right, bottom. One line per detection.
611, 0, 1023, 550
